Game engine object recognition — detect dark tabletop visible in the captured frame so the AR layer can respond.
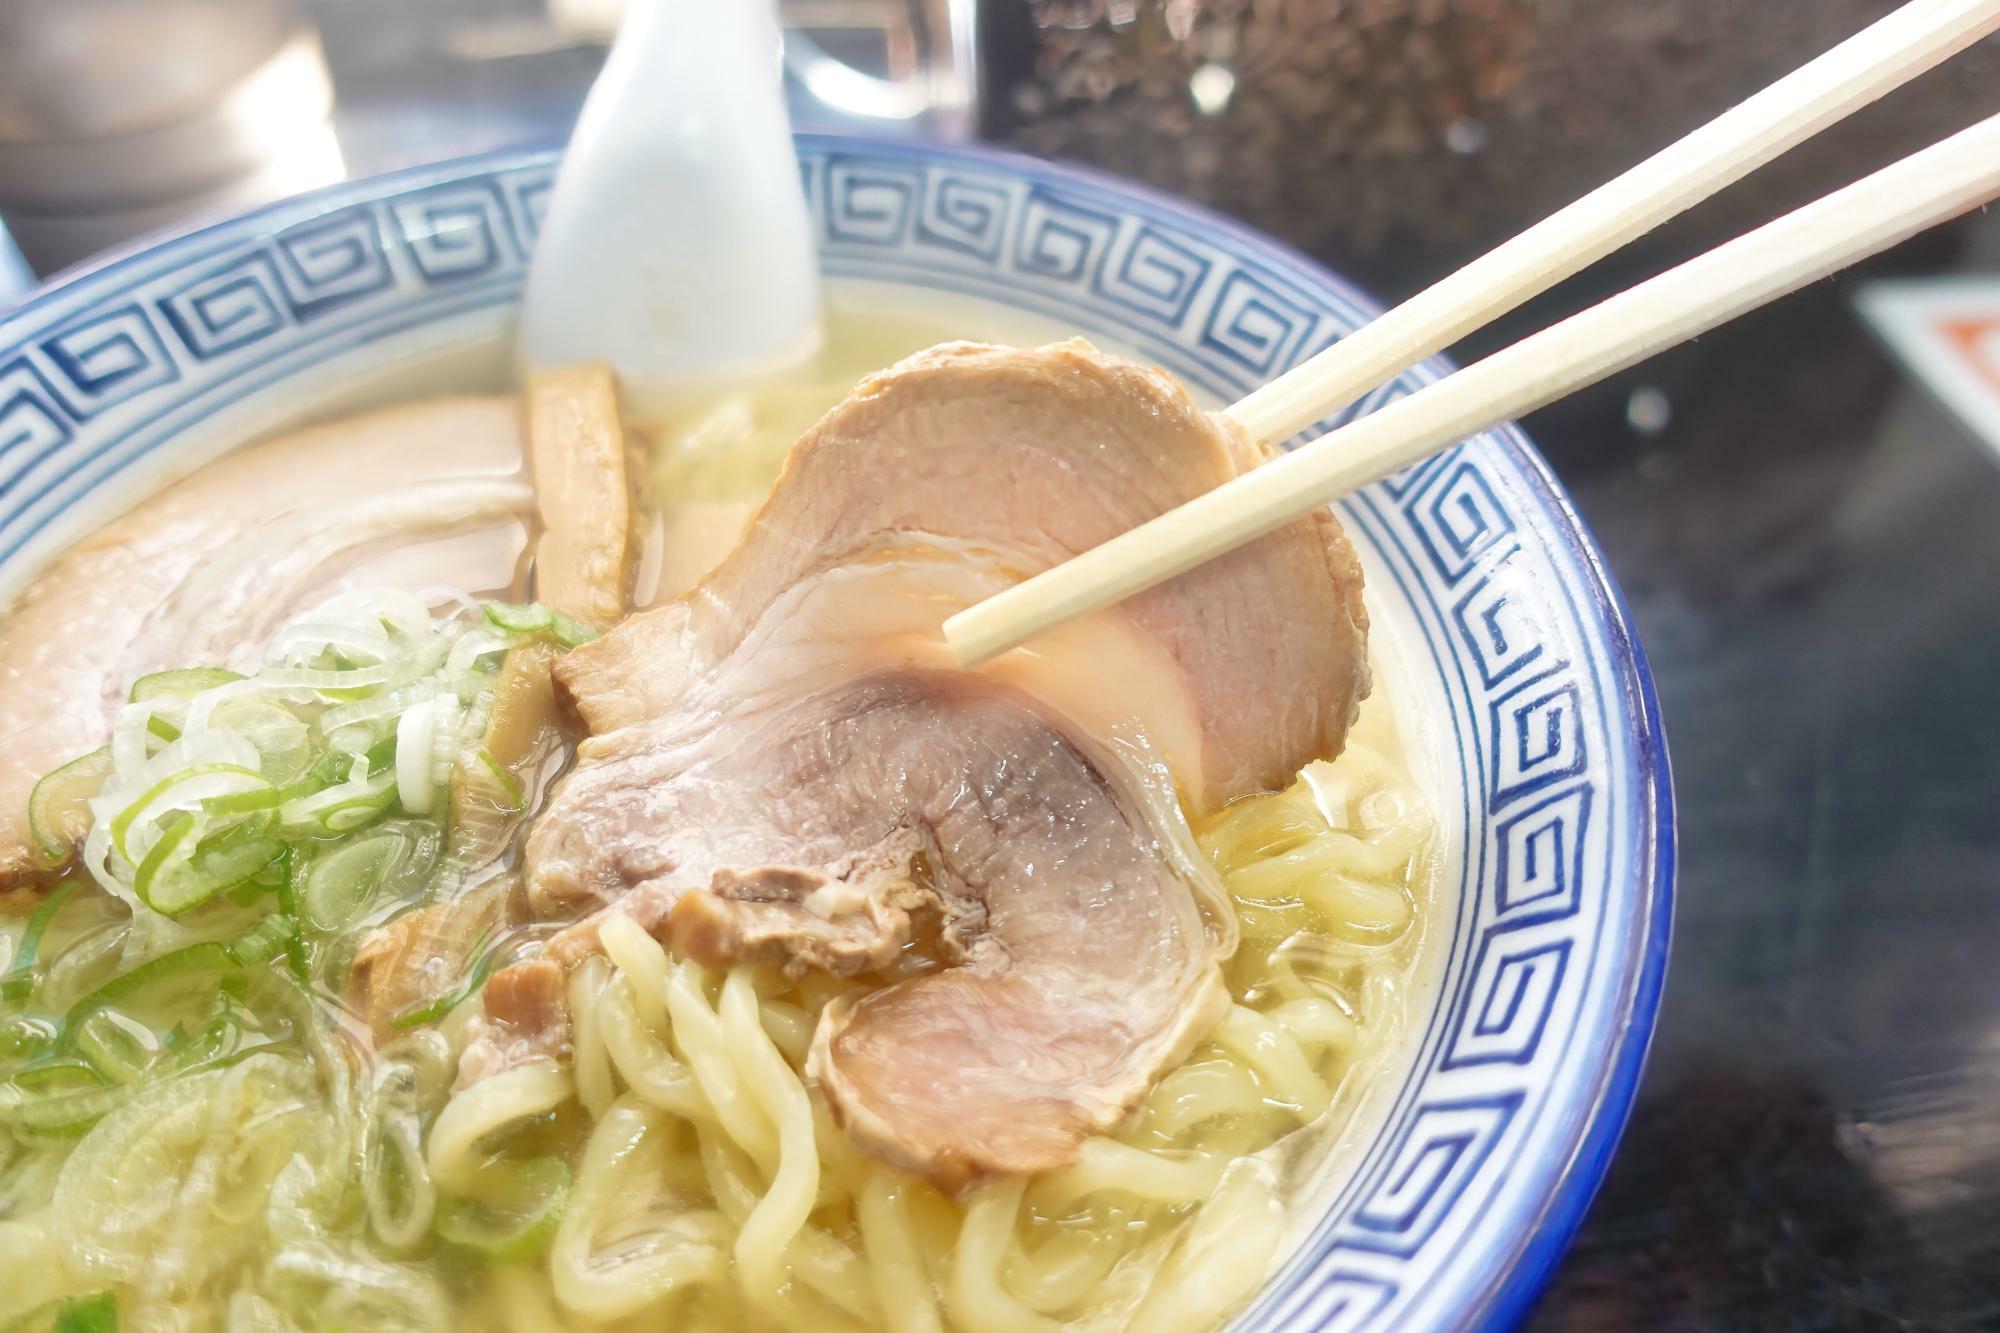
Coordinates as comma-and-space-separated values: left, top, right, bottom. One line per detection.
8, 14, 2000, 1328
1497, 211, 2000, 1328
1517, 219, 2000, 1332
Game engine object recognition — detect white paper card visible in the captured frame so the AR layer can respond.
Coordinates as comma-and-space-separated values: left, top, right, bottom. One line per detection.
1856, 276, 2000, 461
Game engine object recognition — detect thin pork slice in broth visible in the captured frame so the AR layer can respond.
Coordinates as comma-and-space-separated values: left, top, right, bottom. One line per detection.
551, 668, 1227, 1184
0, 398, 533, 890
477, 340, 1372, 1183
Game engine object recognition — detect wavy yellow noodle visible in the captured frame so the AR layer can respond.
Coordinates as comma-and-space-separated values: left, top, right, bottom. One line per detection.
384, 691, 1431, 1328
0, 299, 1446, 1333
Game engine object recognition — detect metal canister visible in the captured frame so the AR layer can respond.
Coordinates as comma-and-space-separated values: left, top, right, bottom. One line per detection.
0, 0, 342, 276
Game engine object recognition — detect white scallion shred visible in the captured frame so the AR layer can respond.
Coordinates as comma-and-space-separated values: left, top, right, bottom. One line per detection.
394, 700, 439, 816
445, 629, 511, 679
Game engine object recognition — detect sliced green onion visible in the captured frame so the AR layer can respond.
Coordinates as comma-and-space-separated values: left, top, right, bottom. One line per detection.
8, 1059, 103, 1093
67, 1008, 157, 1084
26, 749, 110, 863
250, 846, 294, 890
548, 611, 598, 648
225, 879, 269, 909
395, 698, 441, 815
129, 815, 195, 909
33, 923, 129, 1016
0, 1003, 243, 1133
363, 1060, 438, 1250
0, 1014, 57, 1061
203, 788, 283, 819
0, 1060, 116, 1136
209, 698, 313, 783
279, 768, 397, 836
271, 856, 312, 983
0, 1085, 130, 1136
272, 615, 394, 667
447, 631, 511, 679
39, 595, 543, 950
194, 832, 284, 902
71, 912, 292, 1016
485, 600, 598, 648
297, 822, 440, 934
170, 997, 247, 1070
131, 815, 279, 917
434, 1157, 571, 1261
106, 762, 267, 863
364, 734, 401, 777
0, 1291, 119, 1333
1, 881, 77, 1002
76, 941, 232, 1014
128, 667, 242, 703
55, 1292, 118, 1333
484, 601, 554, 635
225, 914, 298, 966
320, 683, 438, 736
475, 750, 526, 813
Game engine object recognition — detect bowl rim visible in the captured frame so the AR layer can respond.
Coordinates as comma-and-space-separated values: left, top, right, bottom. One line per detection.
0, 133, 1675, 1331
949, 137, 1675, 1329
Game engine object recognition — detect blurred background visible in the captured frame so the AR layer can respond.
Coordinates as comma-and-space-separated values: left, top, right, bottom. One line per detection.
2, 1, 1998, 1325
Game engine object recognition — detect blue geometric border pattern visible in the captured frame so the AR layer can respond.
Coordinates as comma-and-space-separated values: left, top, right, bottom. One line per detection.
0, 138, 1671, 1333
0, 356, 74, 502
1338, 1092, 1525, 1255
1492, 783, 1593, 924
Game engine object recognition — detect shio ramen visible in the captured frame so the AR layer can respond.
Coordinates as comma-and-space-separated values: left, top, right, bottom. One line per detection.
0, 292, 1437, 1332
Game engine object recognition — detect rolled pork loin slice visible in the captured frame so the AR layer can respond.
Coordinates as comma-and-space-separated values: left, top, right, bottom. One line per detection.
0, 398, 533, 889
490, 339, 1371, 1181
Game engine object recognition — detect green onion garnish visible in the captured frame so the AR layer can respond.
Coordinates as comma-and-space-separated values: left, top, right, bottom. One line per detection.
475, 749, 526, 813
1, 881, 76, 1003
55, 1291, 119, 1333
225, 914, 299, 967
128, 667, 242, 704
434, 1157, 571, 1261
485, 600, 598, 647
25, 748, 110, 864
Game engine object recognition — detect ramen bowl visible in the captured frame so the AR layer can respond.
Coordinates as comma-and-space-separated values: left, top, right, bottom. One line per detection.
0, 138, 1672, 1329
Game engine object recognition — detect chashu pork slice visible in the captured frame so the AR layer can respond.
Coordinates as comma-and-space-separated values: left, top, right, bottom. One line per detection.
496, 339, 1372, 1181
542, 668, 1230, 1185
554, 339, 1369, 811
0, 398, 533, 889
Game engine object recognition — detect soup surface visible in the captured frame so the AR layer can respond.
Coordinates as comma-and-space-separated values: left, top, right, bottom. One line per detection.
0, 287, 1438, 1332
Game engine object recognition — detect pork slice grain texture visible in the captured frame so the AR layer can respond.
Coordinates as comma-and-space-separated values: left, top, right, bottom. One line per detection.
492, 339, 1374, 1182
517, 668, 1229, 1183
554, 340, 1369, 810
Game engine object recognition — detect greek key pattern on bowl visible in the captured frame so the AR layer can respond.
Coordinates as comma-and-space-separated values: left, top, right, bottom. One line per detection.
0, 138, 1665, 1333
802, 148, 1626, 1329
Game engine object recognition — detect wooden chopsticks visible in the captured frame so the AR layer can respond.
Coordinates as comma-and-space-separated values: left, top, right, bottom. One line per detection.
944, 0, 2000, 667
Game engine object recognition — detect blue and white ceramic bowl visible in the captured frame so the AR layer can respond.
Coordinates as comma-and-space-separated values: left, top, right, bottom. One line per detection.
0, 138, 1672, 1330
